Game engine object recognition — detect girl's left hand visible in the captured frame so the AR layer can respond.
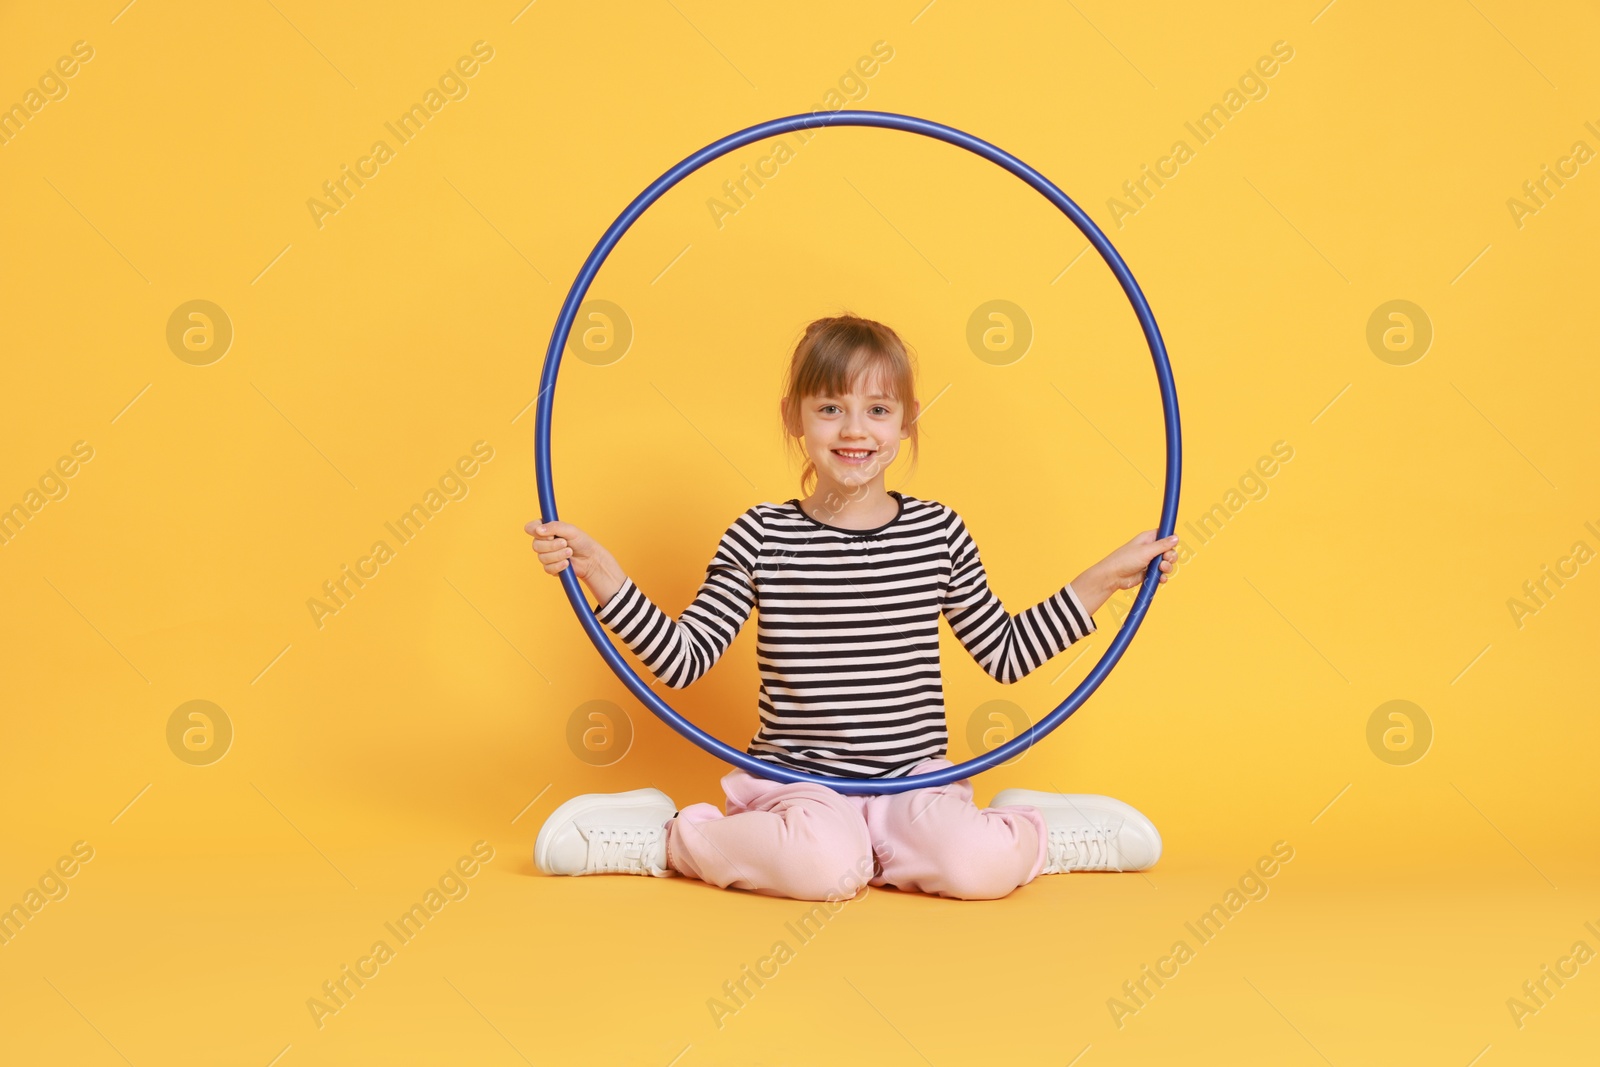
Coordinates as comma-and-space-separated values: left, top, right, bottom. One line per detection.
1096, 530, 1179, 592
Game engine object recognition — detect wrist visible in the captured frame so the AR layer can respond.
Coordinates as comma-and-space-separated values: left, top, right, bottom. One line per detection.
1069, 564, 1115, 617
586, 555, 627, 608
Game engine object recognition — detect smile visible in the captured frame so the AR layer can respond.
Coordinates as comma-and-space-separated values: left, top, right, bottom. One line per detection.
832, 449, 875, 464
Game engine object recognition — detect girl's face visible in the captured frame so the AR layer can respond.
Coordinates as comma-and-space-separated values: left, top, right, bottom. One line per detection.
784, 372, 919, 492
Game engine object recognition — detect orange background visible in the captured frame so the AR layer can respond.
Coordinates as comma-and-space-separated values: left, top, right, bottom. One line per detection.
2, 1, 1597, 1063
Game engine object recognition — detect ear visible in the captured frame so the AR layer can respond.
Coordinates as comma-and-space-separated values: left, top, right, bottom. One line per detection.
779, 395, 799, 437
903, 399, 921, 437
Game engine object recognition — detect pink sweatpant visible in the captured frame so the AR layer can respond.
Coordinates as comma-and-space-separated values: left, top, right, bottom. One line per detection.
664, 758, 1048, 901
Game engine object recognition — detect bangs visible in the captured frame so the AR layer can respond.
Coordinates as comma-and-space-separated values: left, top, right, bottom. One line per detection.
795, 334, 903, 402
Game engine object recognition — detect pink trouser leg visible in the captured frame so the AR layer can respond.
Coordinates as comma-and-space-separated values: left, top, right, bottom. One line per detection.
665, 769, 876, 901
862, 759, 1047, 900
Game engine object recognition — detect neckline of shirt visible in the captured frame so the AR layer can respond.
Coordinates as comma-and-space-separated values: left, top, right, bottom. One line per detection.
784, 490, 907, 536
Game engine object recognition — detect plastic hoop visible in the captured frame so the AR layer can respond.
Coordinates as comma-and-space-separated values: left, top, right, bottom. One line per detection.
535, 109, 1181, 795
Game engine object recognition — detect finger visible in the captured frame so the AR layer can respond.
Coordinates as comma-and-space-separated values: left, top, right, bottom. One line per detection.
538, 548, 573, 565
1147, 535, 1179, 559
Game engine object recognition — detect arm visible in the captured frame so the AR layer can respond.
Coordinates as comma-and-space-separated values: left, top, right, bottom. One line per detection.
590, 510, 762, 689
940, 511, 1097, 684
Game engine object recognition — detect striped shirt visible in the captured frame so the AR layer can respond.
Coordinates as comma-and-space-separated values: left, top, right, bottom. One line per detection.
592, 490, 1097, 779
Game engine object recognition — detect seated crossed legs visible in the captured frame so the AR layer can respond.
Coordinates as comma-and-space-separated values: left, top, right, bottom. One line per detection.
535, 759, 1160, 901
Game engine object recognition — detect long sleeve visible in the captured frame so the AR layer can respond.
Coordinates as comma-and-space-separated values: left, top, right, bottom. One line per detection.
940, 509, 1096, 684
591, 508, 762, 689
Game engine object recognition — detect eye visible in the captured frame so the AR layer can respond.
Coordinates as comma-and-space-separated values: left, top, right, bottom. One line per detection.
871, 405, 891, 415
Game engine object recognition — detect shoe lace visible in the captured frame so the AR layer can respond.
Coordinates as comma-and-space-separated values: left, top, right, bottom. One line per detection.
585, 826, 664, 874
1049, 826, 1118, 872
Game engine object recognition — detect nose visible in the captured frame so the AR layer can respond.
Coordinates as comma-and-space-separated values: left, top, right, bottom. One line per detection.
841, 412, 871, 438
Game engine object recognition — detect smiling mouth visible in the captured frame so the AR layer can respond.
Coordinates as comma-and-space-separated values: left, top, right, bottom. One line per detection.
832, 449, 876, 464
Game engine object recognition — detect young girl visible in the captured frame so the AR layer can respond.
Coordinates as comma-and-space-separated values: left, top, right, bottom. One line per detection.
527, 314, 1176, 902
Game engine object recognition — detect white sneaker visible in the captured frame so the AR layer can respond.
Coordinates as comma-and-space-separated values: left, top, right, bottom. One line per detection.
989, 788, 1162, 873
533, 787, 677, 877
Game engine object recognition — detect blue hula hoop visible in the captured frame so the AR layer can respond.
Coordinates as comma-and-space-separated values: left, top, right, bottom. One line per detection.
535, 109, 1181, 795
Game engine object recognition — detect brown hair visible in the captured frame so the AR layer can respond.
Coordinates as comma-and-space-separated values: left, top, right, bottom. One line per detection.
779, 313, 920, 498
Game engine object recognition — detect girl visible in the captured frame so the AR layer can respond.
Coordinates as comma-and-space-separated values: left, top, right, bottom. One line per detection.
526, 314, 1176, 901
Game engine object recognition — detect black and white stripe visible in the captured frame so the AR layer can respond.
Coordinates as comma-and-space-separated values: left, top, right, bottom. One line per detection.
593, 491, 1097, 779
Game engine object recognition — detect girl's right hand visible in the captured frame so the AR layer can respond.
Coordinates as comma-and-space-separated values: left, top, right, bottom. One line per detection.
525, 520, 624, 604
